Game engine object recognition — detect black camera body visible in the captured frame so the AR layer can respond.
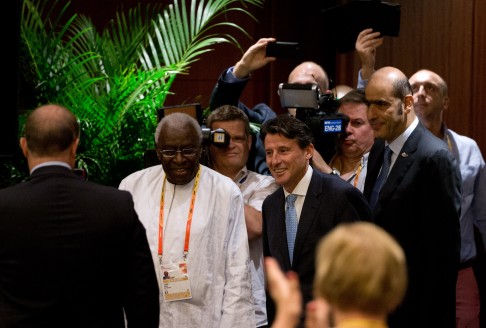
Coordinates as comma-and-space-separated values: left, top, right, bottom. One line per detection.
201, 127, 230, 148
199, 127, 231, 168
278, 83, 349, 137
278, 83, 349, 162
294, 94, 348, 136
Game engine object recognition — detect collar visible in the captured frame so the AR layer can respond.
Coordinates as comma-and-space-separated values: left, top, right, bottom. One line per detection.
388, 117, 419, 155
31, 161, 72, 174
232, 166, 249, 186
284, 165, 313, 198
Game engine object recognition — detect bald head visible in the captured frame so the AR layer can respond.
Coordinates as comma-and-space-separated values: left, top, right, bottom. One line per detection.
408, 69, 449, 136
23, 104, 79, 156
409, 69, 448, 96
365, 67, 415, 142
369, 67, 411, 97
286, 61, 330, 116
288, 61, 329, 92
21, 104, 80, 169
155, 112, 203, 146
332, 84, 353, 99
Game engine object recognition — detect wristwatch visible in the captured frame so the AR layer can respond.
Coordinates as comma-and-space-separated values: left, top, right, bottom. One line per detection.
330, 169, 339, 176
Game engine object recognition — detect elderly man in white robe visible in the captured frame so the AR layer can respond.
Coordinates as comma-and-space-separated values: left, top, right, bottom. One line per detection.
119, 112, 255, 328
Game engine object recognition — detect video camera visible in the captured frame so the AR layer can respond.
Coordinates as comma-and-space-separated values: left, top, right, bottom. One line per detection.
201, 127, 230, 148
279, 83, 349, 161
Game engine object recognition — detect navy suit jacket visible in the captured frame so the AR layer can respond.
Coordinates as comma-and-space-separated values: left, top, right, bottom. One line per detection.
209, 69, 277, 175
262, 169, 372, 326
364, 123, 461, 328
0, 166, 159, 328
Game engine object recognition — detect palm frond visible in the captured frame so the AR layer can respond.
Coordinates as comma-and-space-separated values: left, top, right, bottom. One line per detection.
140, 0, 263, 70
15, 0, 265, 187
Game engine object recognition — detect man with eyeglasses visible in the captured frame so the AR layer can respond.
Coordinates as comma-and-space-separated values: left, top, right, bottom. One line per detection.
119, 112, 255, 327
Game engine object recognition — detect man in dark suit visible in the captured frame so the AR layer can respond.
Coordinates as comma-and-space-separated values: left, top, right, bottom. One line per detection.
259, 115, 372, 326
363, 67, 462, 328
0, 104, 159, 328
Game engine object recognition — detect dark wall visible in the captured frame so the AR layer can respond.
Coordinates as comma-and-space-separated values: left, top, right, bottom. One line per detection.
333, 0, 486, 155
1, 0, 21, 158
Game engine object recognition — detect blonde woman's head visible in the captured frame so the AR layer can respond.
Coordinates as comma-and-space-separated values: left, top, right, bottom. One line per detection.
314, 222, 407, 315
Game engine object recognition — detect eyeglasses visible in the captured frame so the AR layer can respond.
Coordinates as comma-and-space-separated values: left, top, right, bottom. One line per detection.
158, 148, 198, 158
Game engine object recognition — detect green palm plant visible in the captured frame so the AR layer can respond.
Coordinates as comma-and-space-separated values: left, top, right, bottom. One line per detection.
14, 0, 263, 187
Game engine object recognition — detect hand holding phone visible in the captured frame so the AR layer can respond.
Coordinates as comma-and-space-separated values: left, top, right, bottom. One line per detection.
266, 41, 299, 58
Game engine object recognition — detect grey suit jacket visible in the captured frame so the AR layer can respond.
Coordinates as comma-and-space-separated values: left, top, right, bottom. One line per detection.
262, 169, 372, 326
0, 165, 159, 328
364, 123, 461, 328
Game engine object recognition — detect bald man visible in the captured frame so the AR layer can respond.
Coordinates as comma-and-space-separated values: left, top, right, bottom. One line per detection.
356, 30, 486, 325
285, 61, 329, 116
363, 67, 462, 328
409, 69, 486, 328
0, 104, 159, 327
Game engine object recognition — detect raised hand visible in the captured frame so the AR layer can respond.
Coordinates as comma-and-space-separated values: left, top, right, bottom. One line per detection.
355, 28, 384, 80
265, 257, 302, 328
234, 38, 277, 78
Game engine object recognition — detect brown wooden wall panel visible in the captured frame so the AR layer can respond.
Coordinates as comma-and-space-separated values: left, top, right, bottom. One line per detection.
167, 0, 340, 114
331, 0, 485, 154
472, 0, 486, 154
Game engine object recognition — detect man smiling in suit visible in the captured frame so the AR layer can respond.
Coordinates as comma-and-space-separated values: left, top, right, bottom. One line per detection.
363, 66, 462, 328
259, 114, 372, 327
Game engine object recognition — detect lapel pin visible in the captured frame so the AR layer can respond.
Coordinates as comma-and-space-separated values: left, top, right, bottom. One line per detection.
401, 152, 408, 158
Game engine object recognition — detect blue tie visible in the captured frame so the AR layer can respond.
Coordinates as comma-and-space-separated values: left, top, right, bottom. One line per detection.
370, 146, 392, 210
286, 194, 298, 264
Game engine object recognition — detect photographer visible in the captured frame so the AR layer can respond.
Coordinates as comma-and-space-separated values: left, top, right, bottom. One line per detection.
310, 88, 374, 192
206, 105, 279, 327
209, 38, 330, 175
279, 80, 355, 167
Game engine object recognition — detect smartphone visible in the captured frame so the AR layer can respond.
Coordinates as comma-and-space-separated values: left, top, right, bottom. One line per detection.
266, 41, 299, 58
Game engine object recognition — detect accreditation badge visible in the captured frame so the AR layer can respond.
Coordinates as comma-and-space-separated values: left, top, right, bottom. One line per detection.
160, 260, 192, 302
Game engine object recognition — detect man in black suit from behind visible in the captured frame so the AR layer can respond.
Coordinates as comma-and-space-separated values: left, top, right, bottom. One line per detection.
363, 67, 462, 328
0, 104, 159, 328
260, 115, 372, 327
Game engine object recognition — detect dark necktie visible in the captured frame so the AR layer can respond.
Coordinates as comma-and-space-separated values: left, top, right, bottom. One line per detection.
285, 194, 298, 264
370, 146, 392, 210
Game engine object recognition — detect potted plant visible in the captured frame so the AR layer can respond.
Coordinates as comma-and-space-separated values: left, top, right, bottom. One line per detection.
9, 0, 263, 187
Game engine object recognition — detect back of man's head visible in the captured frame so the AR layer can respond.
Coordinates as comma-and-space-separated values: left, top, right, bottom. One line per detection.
23, 104, 80, 157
